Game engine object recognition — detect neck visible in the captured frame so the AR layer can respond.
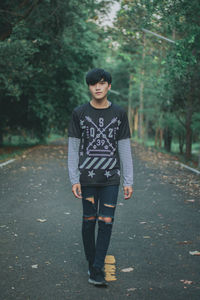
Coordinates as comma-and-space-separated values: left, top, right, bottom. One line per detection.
90, 98, 109, 109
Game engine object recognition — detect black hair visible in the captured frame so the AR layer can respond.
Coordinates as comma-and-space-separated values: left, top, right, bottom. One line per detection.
86, 68, 112, 85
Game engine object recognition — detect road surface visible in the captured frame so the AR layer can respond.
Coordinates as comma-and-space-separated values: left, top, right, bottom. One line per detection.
0, 141, 200, 300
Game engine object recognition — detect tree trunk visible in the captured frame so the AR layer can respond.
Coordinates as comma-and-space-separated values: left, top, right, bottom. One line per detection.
144, 115, 149, 144
155, 128, 163, 148
0, 131, 3, 146
185, 120, 192, 160
138, 34, 145, 141
134, 107, 138, 133
128, 74, 134, 136
159, 129, 163, 148
139, 78, 144, 140
164, 127, 172, 152
185, 97, 193, 160
178, 133, 184, 154
155, 128, 159, 147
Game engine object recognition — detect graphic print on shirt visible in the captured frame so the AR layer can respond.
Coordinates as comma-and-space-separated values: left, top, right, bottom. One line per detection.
79, 116, 121, 178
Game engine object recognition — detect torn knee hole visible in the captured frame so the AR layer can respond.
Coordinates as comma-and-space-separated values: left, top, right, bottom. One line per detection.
104, 203, 115, 208
85, 196, 95, 204
98, 216, 113, 223
84, 216, 96, 221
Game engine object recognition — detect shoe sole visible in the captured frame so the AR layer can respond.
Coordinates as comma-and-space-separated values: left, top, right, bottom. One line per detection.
88, 278, 108, 286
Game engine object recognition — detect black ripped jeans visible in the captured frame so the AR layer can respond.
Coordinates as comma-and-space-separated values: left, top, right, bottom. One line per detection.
81, 185, 119, 269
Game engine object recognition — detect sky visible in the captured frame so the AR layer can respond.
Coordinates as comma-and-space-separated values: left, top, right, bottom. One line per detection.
100, 1, 121, 26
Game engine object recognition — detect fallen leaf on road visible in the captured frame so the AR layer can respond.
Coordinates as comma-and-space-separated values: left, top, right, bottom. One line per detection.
121, 267, 134, 272
31, 264, 38, 269
189, 251, 200, 256
56, 283, 61, 287
180, 280, 193, 285
37, 218, 47, 223
185, 199, 195, 203
177, 241, 192, 245
127, 288, 137, 291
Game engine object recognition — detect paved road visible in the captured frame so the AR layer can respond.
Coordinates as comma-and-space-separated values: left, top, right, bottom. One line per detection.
0, 142, 200, 300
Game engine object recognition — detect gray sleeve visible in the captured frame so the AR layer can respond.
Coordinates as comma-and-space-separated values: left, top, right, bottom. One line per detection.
68, 137, 80, 185
118, 138, 134, 186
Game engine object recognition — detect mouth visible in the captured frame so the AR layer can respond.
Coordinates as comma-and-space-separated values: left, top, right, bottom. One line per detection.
95, 92, 102, 95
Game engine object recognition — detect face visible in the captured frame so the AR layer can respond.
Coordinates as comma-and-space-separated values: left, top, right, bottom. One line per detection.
89, 79, 111, 101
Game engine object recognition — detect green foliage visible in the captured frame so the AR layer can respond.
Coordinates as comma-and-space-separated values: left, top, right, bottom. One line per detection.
108, 0, 200, 158
1, 0, 199, 160
0, 0, 108, 142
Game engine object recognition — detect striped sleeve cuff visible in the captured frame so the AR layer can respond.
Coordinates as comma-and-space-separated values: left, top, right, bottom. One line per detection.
68, 137, 80, 185
118, 138, 134, 186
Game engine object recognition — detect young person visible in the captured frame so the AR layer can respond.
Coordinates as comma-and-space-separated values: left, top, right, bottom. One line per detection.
68, 68, 133, 286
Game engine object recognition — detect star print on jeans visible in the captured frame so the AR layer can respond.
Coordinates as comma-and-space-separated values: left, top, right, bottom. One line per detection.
104, 170, 111, 178
88, 170, 95, 178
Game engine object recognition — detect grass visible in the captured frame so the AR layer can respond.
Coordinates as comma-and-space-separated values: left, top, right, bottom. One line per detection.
0, 134, 64, 162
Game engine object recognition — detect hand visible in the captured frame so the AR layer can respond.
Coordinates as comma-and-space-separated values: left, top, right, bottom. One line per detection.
123, 186, 133, 200
72, 183, 82, 199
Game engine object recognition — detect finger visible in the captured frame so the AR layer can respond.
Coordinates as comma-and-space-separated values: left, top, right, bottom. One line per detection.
72, 188, 78, 198
73, 186, 82, 199
77, 186, 82, 198
124, 188, 133, 199
127, 190, 132, 199
124, 188, 129, 199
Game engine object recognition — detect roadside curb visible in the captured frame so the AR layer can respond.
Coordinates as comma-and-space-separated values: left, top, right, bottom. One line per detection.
175, 161, 200, 175
0, 159, 16, 168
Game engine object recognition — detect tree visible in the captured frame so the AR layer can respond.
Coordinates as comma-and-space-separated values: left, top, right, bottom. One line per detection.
0, 0, 109, 143
109, 0, 200, 160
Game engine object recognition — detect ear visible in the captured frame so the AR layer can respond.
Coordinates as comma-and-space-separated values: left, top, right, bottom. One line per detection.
108, 84, 111, 90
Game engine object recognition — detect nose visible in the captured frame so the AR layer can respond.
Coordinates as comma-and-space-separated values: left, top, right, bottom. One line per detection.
95, 83, 101, 90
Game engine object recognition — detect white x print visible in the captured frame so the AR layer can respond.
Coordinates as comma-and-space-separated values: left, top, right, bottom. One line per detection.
85, 116, 118, 156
